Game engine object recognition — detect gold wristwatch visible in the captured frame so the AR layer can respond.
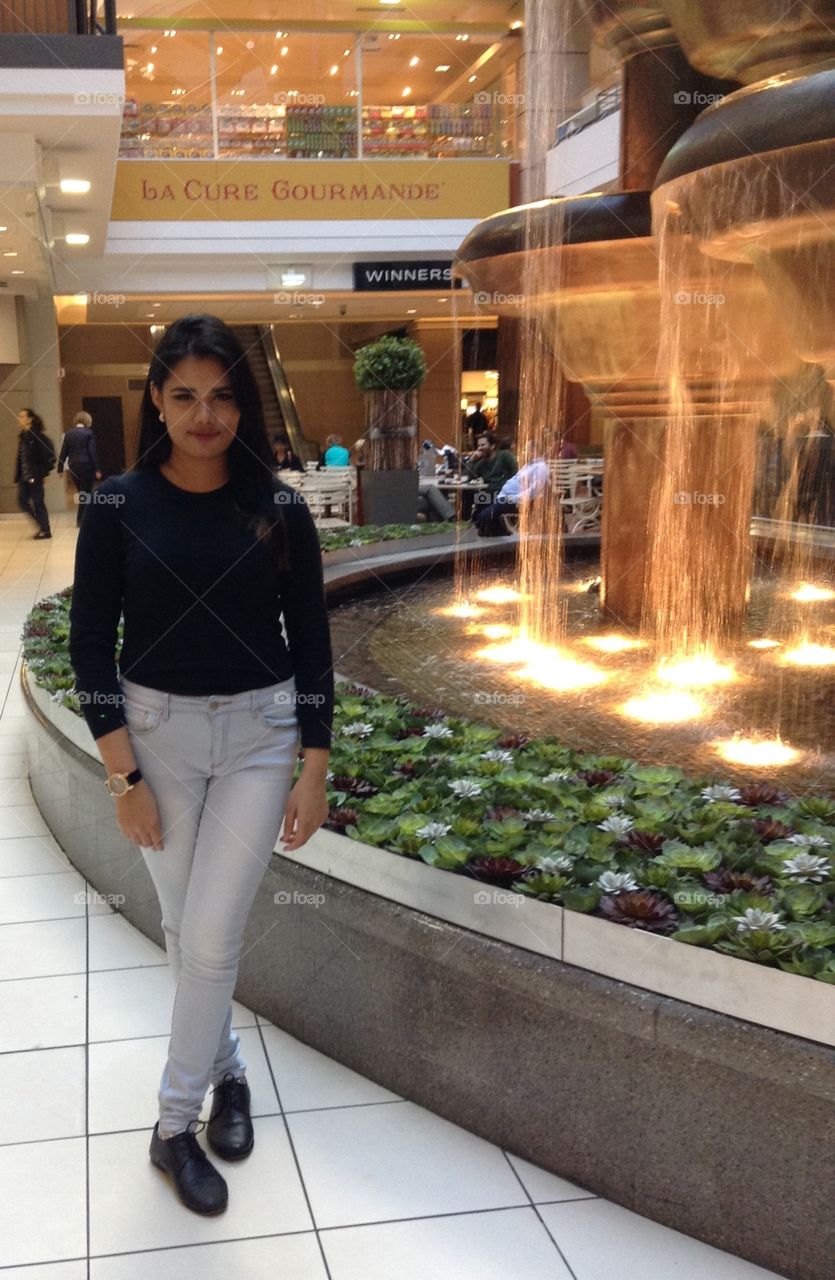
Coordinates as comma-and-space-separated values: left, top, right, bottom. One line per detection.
104, 768, 143, 797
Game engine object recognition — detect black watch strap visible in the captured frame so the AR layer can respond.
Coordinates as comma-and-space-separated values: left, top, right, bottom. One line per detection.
125, 768, 142, 787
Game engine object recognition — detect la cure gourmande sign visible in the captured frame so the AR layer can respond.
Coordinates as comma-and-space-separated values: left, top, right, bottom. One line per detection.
111, 159, 509, 221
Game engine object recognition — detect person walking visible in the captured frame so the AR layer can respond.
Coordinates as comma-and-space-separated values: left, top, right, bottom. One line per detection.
14, 408, 56, 539
58, 410, 102, 525
68, 314, 334, 1217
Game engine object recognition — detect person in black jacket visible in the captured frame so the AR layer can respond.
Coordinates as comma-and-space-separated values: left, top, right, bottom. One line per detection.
68, 314, 334, 1218
15, 408, 56, 539
58, 410, 102, 526
270, 432, 303, 472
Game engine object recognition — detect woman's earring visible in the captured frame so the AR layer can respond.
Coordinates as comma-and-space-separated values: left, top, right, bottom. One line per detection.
159, 412, 165, 424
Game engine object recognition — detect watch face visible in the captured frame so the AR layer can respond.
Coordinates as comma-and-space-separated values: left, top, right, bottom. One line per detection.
107, 774, 129, 796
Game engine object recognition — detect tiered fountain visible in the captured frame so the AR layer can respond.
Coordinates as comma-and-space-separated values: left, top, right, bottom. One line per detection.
452, 0, 835, 788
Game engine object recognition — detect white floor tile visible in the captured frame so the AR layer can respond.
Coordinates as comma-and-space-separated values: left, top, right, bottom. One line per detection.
538, 1198, 788, 1280
0, 834, 71, 876
88, 965, 256, 1042
0, 1264, 87, 1280
0, 973, 86, 1052
88, 913, 167, 971
0, 802, 52, 839
0, 753, 28, 778
288, 1101, 528, 1229
0, 1046, 86, 1143
0, 917, 87, 979
0, 1136, 87, 1266
323, 1207, 573, 1280
506, 1152, 597, 1204
261, 1023, 401, 1111
89, 1116, 312, 1255
0, 869, 109, 924
88, 1027, 279, 1134
89, 1234, 328, 1280
0, 775, 35, 804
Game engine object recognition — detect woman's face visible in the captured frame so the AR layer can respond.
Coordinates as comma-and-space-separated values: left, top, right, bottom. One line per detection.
150, 355, 240, 461
17, 409, 32, 430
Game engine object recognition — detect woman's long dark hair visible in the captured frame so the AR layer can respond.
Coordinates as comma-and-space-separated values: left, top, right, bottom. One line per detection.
22, 408, 46, 433
134, 315, 287, 561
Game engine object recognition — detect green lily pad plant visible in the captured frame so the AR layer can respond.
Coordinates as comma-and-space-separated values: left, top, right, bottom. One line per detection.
21, 588, 835, 983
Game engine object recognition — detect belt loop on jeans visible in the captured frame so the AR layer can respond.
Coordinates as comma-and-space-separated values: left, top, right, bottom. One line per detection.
162, 690, 170, 720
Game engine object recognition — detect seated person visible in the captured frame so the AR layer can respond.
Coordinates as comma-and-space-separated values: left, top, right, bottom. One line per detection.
321, 433, 351, 467
272, 433, 304, 472
474, 457, 550, 537
463, 431, 518, 496
559, 439, 579, 460
417, 483, 455, 523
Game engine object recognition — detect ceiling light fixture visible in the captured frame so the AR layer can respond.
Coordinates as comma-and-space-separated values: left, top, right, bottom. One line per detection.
65, 233, 90, 246
402, 86, 411, 97
435, 65, 450, 72
60, 179, 91, 193
409, 55, 419, 66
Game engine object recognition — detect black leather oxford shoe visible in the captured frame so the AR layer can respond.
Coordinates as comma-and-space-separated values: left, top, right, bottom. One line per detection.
206, 1072, 254, 1160
149, 1119, 228, 1215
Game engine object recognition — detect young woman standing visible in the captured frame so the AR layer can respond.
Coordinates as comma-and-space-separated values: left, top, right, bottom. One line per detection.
15, 407, 56, 538
69, 315, 333, 1216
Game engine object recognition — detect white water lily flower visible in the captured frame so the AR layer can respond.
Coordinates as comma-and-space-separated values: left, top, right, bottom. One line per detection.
521, 808, 557, 822
597, 870, 639, 894
701, 784, 742, 803
732, 908, 786, 933
601, 792, 628, 808
341, 721, 374, 738
481, 748, 514, 763
535, 854, 574, 875
543, 769, 573, 783
786, 833, 830, 847
448, 779, 483, 799
781, 853, 832, 883
348, 538, 364, 547
416, 821, 453, 841
423, 723, 454, 739
597, 814, 634, 838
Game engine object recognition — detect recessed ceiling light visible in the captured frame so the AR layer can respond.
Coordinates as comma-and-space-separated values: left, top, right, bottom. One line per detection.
330, 64, 339, 75
270, 64, 278, 74
435, 65, 450, 72
65, 233, 90, 245
406, 308, 416, 314
11, 269, 23, 275
60, 179, 91, 194
510, 20, 523, 29
402, 86, 411, 97
0, 226, 7, 232
343, 48, 350, 56
437, 296, 448, 302
3, 251, 17, 257
216, 45, 223, 54
150, 44, 157, 52
281, 46, 288, 55
409, 55, 419, 67
468, 75, 477, 83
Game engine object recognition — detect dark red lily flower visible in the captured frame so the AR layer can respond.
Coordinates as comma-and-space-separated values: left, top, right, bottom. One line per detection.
577, 769, 619, 787
704, 868, 774, 896
326, 807, 360, 833
625, 830, 665, 853
486, 805, 523, 821
752, 818, 794, 844
466, 857, 527, 886
330, 775, 378, 798
498, 733, 530, 749
738, 783, 788, 807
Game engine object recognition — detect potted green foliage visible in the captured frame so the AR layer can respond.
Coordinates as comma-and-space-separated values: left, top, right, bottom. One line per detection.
353, 335, 427, 524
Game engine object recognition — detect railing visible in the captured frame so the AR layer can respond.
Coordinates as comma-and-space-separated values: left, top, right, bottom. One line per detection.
555, 84, 621, 146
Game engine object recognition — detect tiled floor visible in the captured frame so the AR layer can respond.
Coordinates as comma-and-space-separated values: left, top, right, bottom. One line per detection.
0, 511, 787, 1278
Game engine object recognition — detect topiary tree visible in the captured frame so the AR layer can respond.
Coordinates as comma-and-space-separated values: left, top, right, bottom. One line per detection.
353, 335, 426, 471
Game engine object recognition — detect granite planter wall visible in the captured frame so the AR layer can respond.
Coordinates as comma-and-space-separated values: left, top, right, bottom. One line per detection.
22, 666, 835, 1280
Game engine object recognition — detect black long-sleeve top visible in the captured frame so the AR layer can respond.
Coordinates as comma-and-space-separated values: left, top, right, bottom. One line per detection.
59, 426, 100, 475
68, 469, 334, 748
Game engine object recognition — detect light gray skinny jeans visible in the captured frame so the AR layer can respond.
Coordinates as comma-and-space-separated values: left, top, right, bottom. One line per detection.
120, 674, 299, 1134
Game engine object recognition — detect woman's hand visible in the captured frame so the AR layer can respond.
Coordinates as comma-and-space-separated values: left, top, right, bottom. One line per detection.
281, 768, 329, 852
115, 780, 164, 850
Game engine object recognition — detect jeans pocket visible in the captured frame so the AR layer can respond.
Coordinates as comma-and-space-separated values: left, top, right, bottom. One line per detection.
258, 703, 298, 730
124, 702, 163, 735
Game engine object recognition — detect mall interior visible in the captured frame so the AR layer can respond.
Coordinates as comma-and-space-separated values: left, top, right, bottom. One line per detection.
0, 2, 833, 1279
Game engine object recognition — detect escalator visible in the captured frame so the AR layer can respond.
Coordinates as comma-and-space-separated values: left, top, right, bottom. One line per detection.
232, 325, 319, 463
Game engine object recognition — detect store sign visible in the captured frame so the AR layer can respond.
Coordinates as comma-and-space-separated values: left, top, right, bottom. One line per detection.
353, 260, 459, 291
111, 160, 509, 222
